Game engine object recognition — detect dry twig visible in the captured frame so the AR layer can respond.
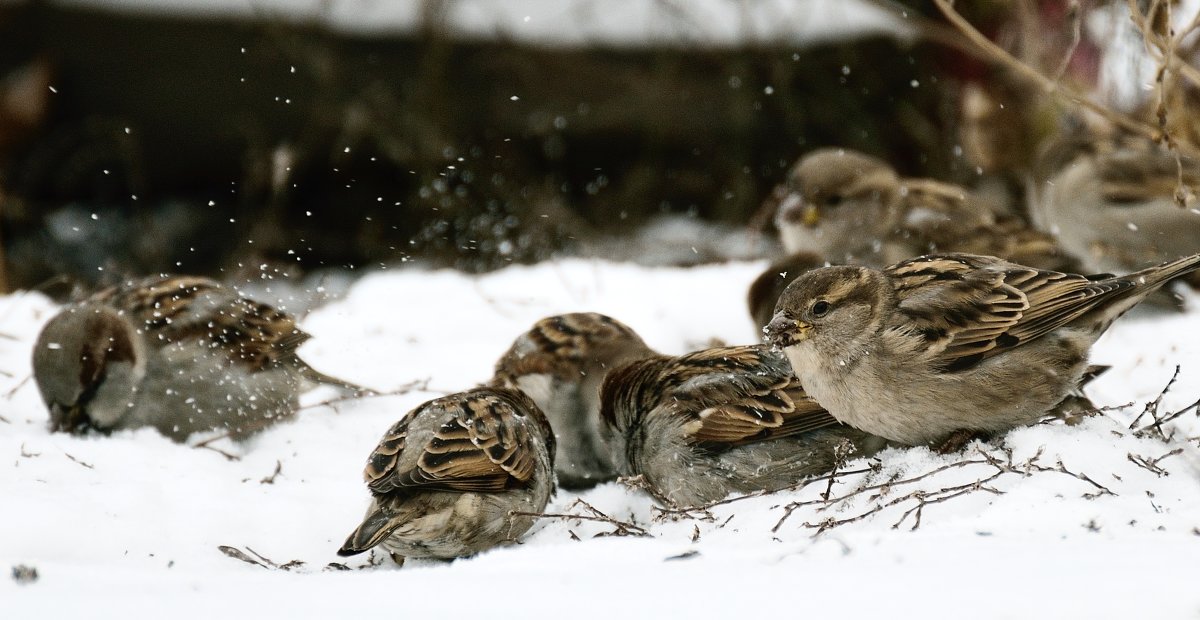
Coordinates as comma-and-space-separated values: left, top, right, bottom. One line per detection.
512, 498, 651, 538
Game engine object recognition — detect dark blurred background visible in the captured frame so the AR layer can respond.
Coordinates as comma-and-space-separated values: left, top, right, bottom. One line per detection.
0, 0, 1108, 292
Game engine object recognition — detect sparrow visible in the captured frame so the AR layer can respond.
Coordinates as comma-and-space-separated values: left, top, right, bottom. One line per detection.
337, 387, 555, 564
491, 313, 656, 490
771, 148, 1081, 272
32, 274, 363, 441
766, 252, 1200, 447
1032, 131, 1200, 285
599, 344, 887, 506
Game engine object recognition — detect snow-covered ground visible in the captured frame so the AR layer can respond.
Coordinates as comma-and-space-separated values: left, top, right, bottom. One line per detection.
40, 0, 913, 45
3, 259, 1200, 618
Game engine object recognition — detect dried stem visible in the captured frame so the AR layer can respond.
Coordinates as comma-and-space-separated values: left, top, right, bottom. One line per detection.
651, 466, 876, 522
512, 498, 650, 538
1129, 365, 1181, 438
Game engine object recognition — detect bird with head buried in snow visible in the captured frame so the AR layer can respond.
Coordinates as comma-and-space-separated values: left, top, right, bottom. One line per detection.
599, 341, 887, 507
765, 252, 1200, 449
32, 274, 364, 441
337, 386, 555, 565
491, 312, 656, 490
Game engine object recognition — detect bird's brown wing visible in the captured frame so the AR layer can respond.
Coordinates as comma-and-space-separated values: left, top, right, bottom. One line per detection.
662, 345, 843, 449
94, 275, 309, 370
365, 389, 543, 495
888, 254, 1133, 372
492, 313, 648, 383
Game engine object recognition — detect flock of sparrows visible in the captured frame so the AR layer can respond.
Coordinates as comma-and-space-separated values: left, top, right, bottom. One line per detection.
28, 129, 1200, 566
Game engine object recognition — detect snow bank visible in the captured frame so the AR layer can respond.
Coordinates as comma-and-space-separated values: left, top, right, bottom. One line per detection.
3, 259, 1199, 617
46, 0, 914, 46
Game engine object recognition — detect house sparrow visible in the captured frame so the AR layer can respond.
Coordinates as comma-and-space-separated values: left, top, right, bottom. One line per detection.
337, 386, 555, 564
599, 344, 887, 506
766, 252, 1200, 447
771, 148, 1081, 272
1032, 133, 1200, 284
32, 274, 363, 441
491, 313, 656, 490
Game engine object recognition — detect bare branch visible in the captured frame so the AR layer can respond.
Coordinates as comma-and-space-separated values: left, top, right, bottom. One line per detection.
932, 0, 1200, 160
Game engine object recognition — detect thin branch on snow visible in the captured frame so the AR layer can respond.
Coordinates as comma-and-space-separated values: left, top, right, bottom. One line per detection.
773, 445, 1120, 536
1147, 396, 1200, 438
649, 466, 878, 523
1127, 448, 1184, 477
294, 377, 435, 414
3, 374, 30, 400
218, 545, 304, 571
258, 460, 283, 485
62, 451, 94, 469
190, 379, 436, 455
1129, 365, 1181, 438
196, 444, 241, 462
512, 498, 651, 538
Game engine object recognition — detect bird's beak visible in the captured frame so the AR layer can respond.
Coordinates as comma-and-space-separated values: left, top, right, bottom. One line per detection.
801, 204, 820, 228
777, 194, 820, 228
764, 314, 812, 348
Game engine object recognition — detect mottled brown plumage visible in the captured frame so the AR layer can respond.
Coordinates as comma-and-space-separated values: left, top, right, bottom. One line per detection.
492, 313, 655, 489
767, 252, 1200, 445
771, 148, 1081, 272
32, 274, 362, 440
600, 344, 886, 506
338, 387, 555, 563
1033, 131, 1200, 287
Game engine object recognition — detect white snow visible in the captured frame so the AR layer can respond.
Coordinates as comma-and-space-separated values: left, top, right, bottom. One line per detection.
3, 259, 1200, 617
43, 0, 915, 46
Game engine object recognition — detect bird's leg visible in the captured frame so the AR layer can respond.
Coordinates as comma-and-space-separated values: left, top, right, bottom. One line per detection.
934, 429, 989, 454
389, 552, 406, 568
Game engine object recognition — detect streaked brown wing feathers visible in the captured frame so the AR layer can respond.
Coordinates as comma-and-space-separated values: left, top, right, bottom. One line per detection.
95, 275, 309, 370
367, 391, 538, 495
889, 254, 1133, 371
667, 346, 843, 448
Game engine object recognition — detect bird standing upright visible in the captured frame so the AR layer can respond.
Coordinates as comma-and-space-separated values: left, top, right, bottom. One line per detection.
766, 252, 1200, 447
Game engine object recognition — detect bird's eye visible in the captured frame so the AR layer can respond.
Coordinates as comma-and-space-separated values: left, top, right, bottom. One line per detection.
811, 300, 831, 317
825, 194, 843, 207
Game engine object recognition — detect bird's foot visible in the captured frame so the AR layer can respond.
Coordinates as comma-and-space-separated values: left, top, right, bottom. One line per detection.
934, 429, 989, 454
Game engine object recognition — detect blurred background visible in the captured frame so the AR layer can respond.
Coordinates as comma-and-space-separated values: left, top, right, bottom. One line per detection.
0, 0, 1191, 294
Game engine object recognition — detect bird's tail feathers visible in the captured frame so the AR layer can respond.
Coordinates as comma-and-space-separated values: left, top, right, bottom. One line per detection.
337, 508, 400, 557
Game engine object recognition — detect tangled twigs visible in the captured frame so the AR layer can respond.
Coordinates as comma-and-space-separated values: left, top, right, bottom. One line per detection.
618, 474, 679, 512
1153, 397, 1200, 433
774, 444, 1123, 536
1127, 448, 1185, 477
773, 455, 994, 534
512, 498, 650, 538
932, 0, 1200, 161
651, 466, 877, 523
1130, 365, 1182, 439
